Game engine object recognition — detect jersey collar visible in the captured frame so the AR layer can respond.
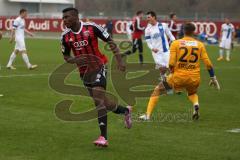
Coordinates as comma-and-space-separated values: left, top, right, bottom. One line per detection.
71, 21, 83, 34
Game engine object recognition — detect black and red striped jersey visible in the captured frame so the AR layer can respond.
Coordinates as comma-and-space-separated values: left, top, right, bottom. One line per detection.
132, 16, 145, 39
61, 21, 110, 74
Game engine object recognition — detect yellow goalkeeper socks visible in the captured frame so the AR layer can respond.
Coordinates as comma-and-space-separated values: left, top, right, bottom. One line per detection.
146, 87, 160, 117
188, 94, 199, 106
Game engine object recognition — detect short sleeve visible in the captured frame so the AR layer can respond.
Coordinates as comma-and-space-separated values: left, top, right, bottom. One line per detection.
12, 19, 19, 29
92, 23, 111, 42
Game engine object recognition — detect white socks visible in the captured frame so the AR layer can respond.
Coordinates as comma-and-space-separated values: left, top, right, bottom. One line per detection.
226, 50, 230, 59
7, 52, 17, 67
219, 49, 231, 60
219, 49, 224, 57
22, 53, 32, 68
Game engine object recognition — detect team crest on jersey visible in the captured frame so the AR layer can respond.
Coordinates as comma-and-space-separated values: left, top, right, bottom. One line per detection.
180, 40, 186, 46
83, 31, 90, 37
185, 41, 198, 47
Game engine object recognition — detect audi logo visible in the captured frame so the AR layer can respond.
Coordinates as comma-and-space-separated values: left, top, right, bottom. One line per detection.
115, 20, 129, 34
73, 40, 88, 48
192, 22, 217, 36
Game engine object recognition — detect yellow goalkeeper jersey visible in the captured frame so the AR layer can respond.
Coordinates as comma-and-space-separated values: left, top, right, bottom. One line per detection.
169, 36, 213, 76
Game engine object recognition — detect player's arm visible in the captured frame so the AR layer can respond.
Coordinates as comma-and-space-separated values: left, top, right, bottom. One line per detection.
169, 21, 178, 32
201, 45, 220, 90
165, 24, 176, 42
93, 24, 125, 72
61, 36, 75, 63
232, 25, 236, 41
169, 41, 178, 73
24, 29, 34, 37
145, 29, 156, 52
219, 25, 224, 42
136, 17, 145, 31
9, 21, 18, 43
9, 29, 15, 43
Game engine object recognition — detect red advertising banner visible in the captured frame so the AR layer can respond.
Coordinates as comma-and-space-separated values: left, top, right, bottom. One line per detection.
0, 17, 239, 37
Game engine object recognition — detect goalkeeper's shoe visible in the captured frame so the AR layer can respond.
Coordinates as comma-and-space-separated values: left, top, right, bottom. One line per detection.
139, 114, 150, 121
209, 76, 220, 90
93, 136, 108, 147
192, 105, 200, 120
226, 57, 231, 62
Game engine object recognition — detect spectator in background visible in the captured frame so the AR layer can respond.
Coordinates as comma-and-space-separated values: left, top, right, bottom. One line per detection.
236, 26, 240, 44
105, 17, 114, 38
169, 13, 179, 39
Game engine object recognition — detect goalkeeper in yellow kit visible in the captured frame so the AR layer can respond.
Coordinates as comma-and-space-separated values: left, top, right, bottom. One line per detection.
139, 23, 220, 121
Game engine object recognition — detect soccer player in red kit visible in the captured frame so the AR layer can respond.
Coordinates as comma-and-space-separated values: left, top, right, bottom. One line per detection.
169, 13, 179, 39
61, 8, 132, 147
123, 11, 145, 64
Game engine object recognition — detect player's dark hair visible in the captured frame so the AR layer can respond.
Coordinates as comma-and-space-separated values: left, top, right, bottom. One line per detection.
170, 13, 176, 19
136, 10, 143, 15
20, 9, 27, 14
146, 11, 157, 19
62, 7, 79, 16
184, 22, 196, 35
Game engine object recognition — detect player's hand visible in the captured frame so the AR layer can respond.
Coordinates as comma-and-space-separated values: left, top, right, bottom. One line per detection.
152, 48, 159, 53
29, 32, 34, 37
117, 62, 126, 72
209, 76, 220, 90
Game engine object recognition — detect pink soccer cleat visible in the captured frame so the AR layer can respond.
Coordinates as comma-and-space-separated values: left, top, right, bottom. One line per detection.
124, 106, 132, 129
93, 136, 108, 147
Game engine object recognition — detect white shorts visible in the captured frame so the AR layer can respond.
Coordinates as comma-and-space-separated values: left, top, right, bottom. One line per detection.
219, 39, 232, 49
152, 51, 169, 69
15, 39, 26, 51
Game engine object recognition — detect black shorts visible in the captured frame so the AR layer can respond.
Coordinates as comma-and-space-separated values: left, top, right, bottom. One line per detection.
80, 65, 107, 93
132, 38, 143, 53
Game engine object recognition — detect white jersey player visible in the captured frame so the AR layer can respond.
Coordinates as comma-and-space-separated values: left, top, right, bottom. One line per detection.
217, 18, 235, 62
145, 11, 175, 75
6, 9, 37, 70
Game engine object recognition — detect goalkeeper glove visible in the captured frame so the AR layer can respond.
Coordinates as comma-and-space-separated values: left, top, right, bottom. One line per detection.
209, 76, 220, 90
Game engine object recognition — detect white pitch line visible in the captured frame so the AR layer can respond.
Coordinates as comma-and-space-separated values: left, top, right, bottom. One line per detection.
226, 128, 240, 133
0, 73, 51, 78
0, 72, 80, 78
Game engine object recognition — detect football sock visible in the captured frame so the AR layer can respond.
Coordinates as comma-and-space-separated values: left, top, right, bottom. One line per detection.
22, 53, 31, 68
226, 50, 230, 59
146, 87, 160, 117
219, 49, 224, 57
98, 108, 107, 140
139, 52, 143, 64
7, 52, 17, 67
188, 94, 199, 106
113, 105, 129, 114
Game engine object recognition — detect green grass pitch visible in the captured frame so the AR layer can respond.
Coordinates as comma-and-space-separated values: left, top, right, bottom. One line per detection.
0, 37, 240, 160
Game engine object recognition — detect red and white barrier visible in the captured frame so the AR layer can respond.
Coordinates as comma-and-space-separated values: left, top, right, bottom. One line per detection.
0, 17, 239, 36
